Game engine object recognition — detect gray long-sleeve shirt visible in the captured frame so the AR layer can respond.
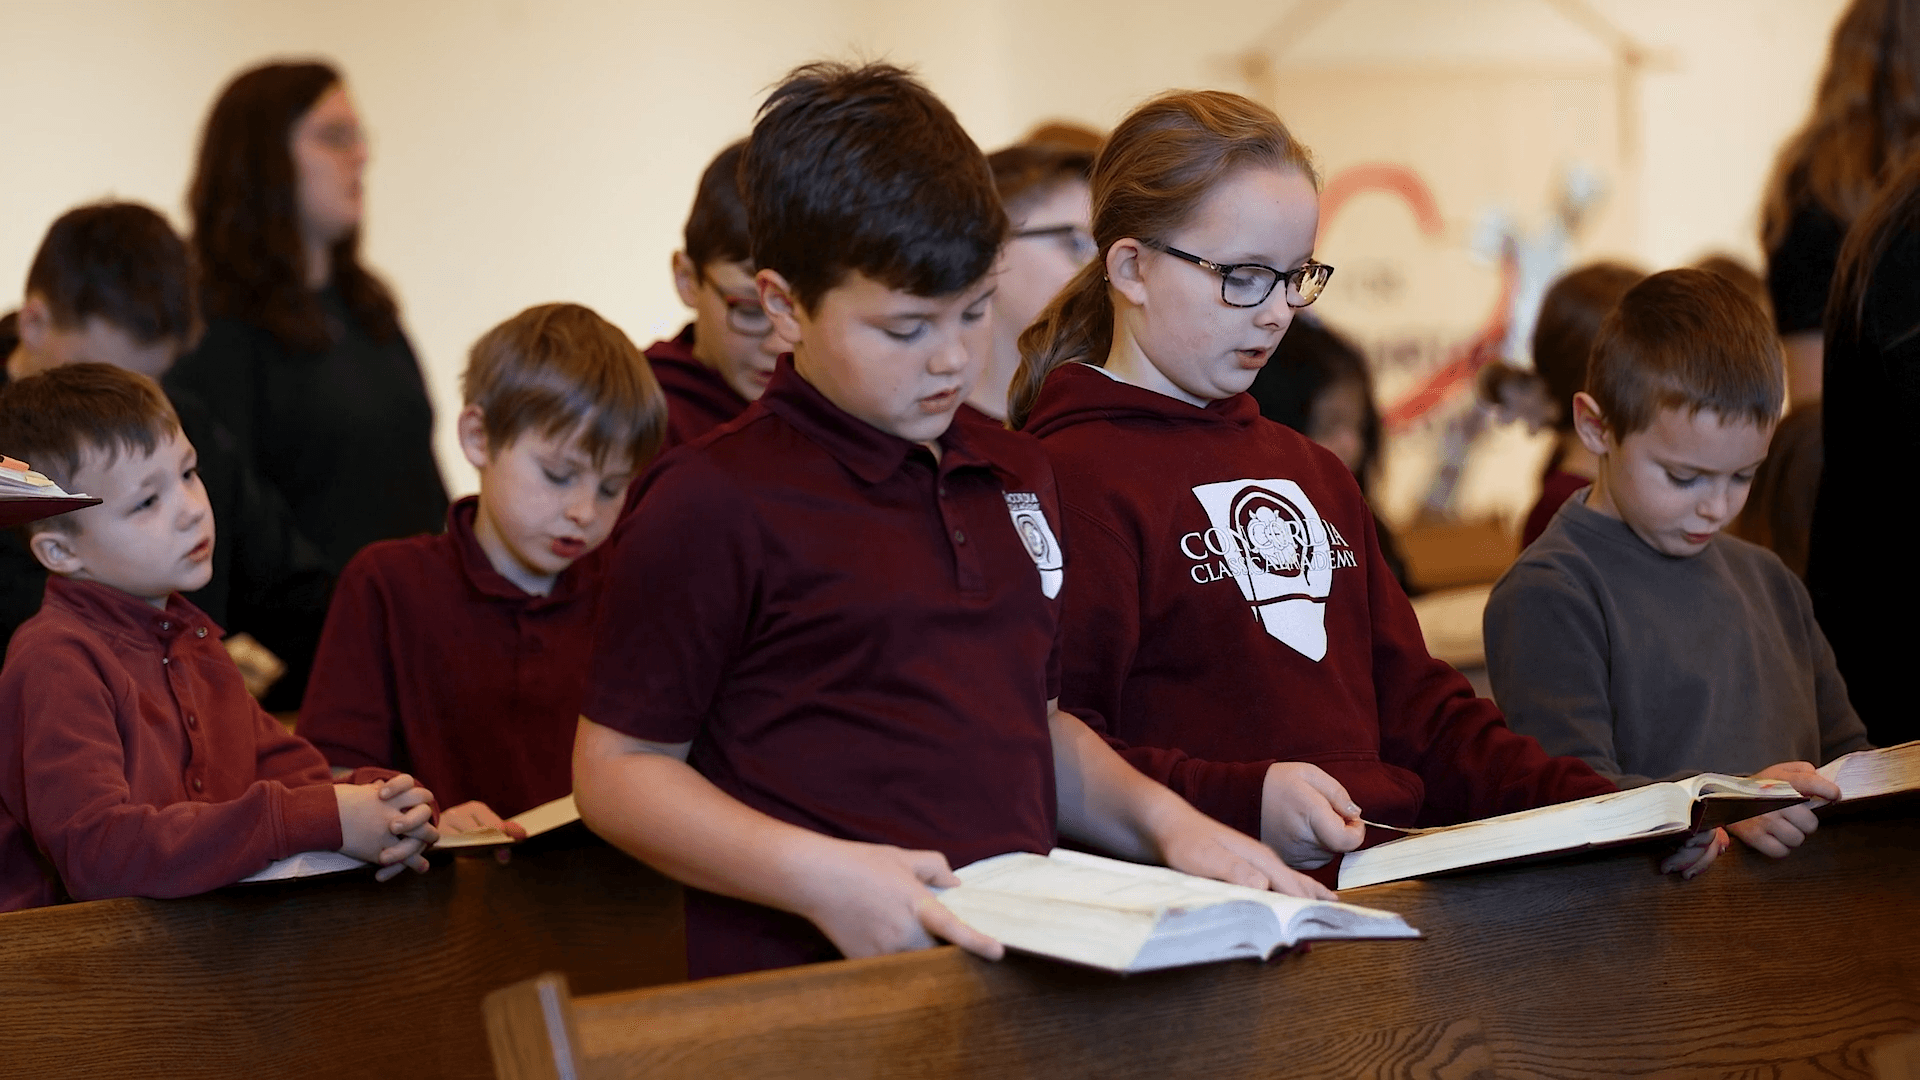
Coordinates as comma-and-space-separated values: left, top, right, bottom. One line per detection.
1483, 491, 1870, 788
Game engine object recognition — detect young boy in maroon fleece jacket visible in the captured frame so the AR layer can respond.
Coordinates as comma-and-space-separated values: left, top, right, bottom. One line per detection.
574, 61, 1327, 981
650, 139, 793, 449
1009, 90, 1729, 882
0, 364, 436, 912
299, 304, 664, 837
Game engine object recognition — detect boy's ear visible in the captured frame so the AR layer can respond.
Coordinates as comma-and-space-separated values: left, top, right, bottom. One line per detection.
757, 269, 804, 345
1571, 391, 1614, 456
1107, 239, 1148, 307
671, 251, 701, 310
456, 405, 493, 470
27, 526, 83, 577
15, 293, 54, 351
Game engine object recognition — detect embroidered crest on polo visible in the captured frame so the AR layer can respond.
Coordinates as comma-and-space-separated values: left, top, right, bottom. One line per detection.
1003, 492, 1063, 599
1188, 479, 1333, 661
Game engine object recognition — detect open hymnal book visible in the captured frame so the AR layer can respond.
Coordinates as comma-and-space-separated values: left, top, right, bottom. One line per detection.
1338, 773, 1805, 890
0, 456, 100, 528
236, 795, 583, 881
434, 793, 580, 849
1819, 741, 1920, 803
938, 849, 1417, 974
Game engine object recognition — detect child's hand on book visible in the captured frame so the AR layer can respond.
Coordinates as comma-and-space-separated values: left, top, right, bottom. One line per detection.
1154, 813, 1337, 901
1660, 827, 1728, 878
440, 800, 528, 863
796, 840, 1005, 962
1726, 761, 1839, 858
1260, 763, 1368, 869
336, 775, 440, 881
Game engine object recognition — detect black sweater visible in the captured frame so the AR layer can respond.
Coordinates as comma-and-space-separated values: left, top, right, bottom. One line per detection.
164, 288, 449, 571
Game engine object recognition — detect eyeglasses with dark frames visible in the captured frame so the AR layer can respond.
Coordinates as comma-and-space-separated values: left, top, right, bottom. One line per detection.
1011, 225, 1099, 267
720, 296, 774, 337
1139, 239, 1333, 308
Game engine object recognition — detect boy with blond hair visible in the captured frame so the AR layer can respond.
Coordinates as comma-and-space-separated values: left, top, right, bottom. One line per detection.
1485, 268, 1865, 859
300, 303, 664, 835
0, 364, 435, 910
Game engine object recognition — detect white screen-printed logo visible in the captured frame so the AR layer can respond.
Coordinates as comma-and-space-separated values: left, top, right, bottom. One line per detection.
1190, 478, 1332, 661
1004, 492, 1063, 599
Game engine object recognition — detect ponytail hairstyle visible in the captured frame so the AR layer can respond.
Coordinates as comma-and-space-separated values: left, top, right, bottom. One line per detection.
1007, 91, 1317, 429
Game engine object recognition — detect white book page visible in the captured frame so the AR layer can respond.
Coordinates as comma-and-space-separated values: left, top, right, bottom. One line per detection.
947, 850, 1412, 971
239, 850, 367, 883
435, 794, 579, 849
1819, 741, 1920, 801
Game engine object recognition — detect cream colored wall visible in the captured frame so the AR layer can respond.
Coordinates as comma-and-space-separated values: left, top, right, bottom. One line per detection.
0, 0, 1845, 494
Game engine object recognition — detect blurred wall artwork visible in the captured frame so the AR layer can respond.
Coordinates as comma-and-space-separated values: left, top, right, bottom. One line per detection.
1245, 0, 1660, 535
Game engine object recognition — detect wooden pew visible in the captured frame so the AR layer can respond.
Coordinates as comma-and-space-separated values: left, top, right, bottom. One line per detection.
0, 834, 684, 1080
486, 806, 1920, 1079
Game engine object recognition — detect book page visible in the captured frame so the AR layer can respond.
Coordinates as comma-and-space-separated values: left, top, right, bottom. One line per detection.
949, 849, 1412, 964
238, 850, 367, 883
1819, 741, 1920, 801
434, 793, 580, 849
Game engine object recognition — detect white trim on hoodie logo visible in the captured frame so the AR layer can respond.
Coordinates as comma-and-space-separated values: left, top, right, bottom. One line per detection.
1188, 478, 1334, 661
1004, 492, 1063, 599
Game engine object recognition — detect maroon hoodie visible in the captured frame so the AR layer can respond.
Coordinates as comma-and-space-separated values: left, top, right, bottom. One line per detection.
1025, 363, 1611, 839
647, 325, 750, 450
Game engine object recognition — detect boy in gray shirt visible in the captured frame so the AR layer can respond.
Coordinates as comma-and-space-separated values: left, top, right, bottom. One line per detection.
1485, 268, 1867, 860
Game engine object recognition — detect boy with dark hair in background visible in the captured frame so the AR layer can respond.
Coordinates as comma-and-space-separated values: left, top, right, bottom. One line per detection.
574, 61, 1321, 979
651, 139, 792, 447
1, 202, 332, 708
0, 364, 435, 911
1485, 268, 1862, 859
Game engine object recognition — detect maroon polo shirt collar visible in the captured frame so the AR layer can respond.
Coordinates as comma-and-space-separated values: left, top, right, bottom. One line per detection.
44, 575, 219, 649
758, 356, 993, 485
444, 495, 592, 609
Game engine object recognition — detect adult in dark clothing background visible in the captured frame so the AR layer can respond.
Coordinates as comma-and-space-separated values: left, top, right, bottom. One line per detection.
165, 60, 447, 572
1810, 152, 1920, 750
1760, 0, 1920, 409
1, 203, 333, 709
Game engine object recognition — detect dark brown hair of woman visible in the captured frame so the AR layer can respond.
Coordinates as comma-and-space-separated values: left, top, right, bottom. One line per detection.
1761, 0, 1920, 251
1007, 90, 1315, 430
188, 60, 398, 353
1827, 146, 1920, 346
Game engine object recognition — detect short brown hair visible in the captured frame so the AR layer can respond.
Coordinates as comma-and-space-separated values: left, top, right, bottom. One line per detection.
461, 303, 667, 473
989, 141, 1095, 220
0, 363, 181, 535
1586, 268, 1785, 438
1531, 263, 1644, 433
684, 139, 751, 272
27, 202, 200, 348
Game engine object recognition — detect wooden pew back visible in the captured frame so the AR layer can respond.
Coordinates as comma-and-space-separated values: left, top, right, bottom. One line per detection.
487, 809, 1920, 1079
0, 837, 683, 1080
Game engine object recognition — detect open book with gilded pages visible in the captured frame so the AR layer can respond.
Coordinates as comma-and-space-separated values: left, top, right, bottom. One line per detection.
1338, 772, 1804, 890
940, 848, 1417, 974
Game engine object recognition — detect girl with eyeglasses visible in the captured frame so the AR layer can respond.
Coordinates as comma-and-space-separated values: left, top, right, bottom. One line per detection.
1008, 91, 1716, 881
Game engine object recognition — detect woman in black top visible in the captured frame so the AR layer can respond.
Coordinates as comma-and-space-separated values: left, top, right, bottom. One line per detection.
1810, 154, 1920, 750
1760, 0, 1920, 406
167, 61, 447, 570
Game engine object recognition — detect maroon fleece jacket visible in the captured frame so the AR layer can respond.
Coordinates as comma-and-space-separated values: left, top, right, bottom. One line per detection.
1025, 363, 1612, 838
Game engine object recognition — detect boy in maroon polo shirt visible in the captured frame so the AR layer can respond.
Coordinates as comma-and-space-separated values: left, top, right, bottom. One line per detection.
574, 62, 1327, 980
650, 139, 792, 448
300, 303, 664, 836
0, 364, 436, 911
